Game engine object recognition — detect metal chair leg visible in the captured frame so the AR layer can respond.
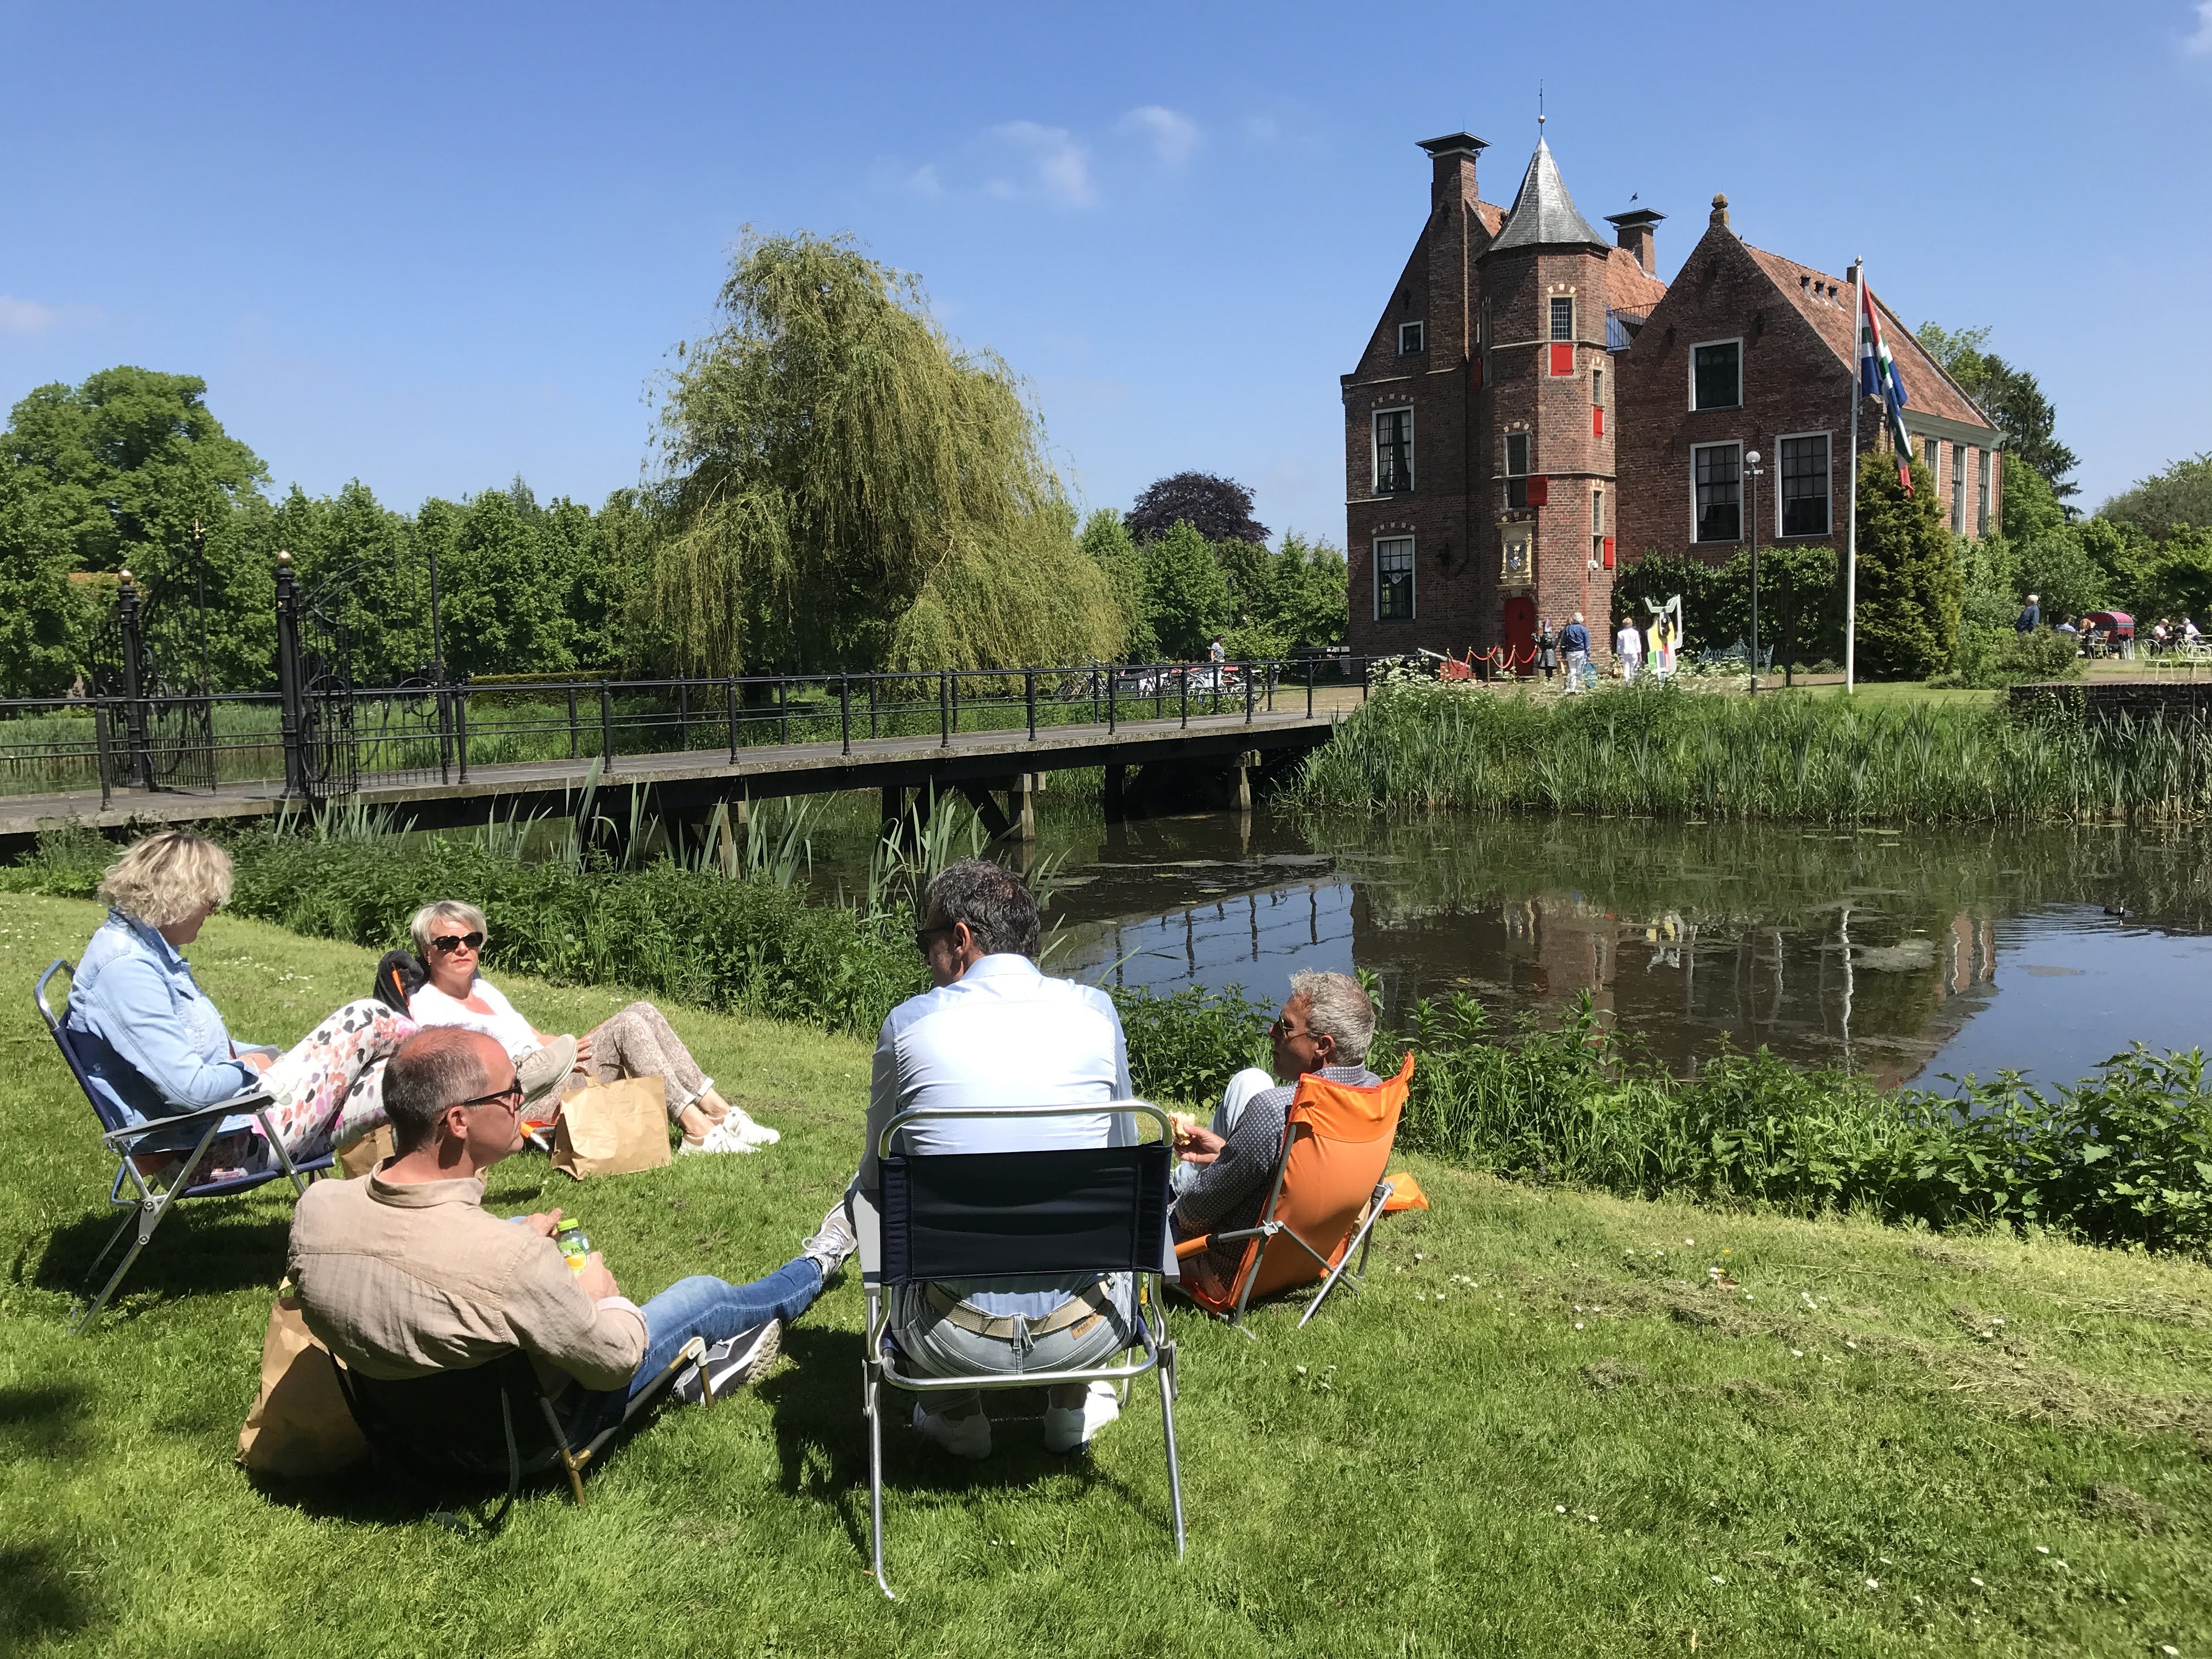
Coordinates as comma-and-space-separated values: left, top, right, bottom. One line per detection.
71, 1142, 206, 1334
1158, 1342, 1187, 1560
1299, 1187, 1393, 1330
866, 1364, 895, 1599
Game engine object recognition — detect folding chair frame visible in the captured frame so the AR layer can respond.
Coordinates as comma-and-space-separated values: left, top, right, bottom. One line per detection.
37, 959, 326, 1334
1180, 1118, 1397, 1333
336, 1335, 714, 1533
858, 1102, 1186, 1600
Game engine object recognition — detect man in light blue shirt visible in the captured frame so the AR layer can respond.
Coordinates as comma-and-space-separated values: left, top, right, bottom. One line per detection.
860, 860, 1136, 1459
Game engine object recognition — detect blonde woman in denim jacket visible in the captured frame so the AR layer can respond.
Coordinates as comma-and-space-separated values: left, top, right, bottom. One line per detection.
66, 831, 413, 1179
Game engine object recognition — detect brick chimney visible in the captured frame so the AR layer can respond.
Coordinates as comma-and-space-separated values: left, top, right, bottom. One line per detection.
1603, 207, 1665, 275
1417, 132, 1488, 210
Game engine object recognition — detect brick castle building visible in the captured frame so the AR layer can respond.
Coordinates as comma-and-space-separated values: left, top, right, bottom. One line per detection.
1343, 128, 2001, 664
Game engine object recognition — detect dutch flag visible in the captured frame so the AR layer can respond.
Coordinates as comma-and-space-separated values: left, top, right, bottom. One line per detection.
1858, 282, 1915, 495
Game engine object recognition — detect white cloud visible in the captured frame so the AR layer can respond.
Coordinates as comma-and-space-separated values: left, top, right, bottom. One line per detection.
870, 157, 945, 200
2188, 0, 2212, 54
0, 296, 60, 333
1119, 105, 1201, 168
985, 121, 1094, 207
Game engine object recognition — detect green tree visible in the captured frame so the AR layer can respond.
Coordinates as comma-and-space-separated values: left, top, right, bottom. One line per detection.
1142, 521, 1231, 659
646, 231, 1070, 673
3, 366, 274, 688
417, 489, 579, 678
0, 453, 89, 696
1079, 508, 1155, 661
1853, 450, 1961, 678
1261, 533, 1350, 649
2100, 453, 2212, 544
2141, 528, 2212, 625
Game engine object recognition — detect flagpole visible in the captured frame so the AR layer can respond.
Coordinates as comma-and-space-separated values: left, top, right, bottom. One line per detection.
1845, 256, 1862, 696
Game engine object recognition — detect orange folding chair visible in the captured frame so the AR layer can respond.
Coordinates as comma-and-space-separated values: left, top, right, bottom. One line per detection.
1173, 1053, 1414, 1329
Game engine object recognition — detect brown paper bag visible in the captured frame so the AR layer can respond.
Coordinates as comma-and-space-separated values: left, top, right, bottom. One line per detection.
334, 1124, 394, 1180
550, 1074, 673, 1180
238, 1293, 369, 1476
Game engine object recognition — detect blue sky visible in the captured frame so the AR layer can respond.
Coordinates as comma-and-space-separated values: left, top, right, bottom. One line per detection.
3, 1, 2207, 544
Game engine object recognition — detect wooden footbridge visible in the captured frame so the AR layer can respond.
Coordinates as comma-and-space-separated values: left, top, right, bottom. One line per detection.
0, 659, 1369, 857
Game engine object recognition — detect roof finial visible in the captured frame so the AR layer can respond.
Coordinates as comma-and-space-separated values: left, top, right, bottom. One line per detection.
1538, 80, 1545, 134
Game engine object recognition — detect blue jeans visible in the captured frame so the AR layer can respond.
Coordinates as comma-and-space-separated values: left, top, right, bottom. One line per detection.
571, 1257, 824, 1434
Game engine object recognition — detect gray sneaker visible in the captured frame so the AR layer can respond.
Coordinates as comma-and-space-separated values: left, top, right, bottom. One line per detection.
802, 1195, 858, 1282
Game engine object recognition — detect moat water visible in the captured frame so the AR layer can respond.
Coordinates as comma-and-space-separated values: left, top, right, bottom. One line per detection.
997, 809, 2212, 1093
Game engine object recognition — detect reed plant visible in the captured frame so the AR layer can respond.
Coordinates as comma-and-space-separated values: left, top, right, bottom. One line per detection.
1294, 678, 2212, 823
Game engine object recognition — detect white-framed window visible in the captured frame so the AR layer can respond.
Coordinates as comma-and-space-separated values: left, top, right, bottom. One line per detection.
1548, 297, 1576, 377
1398, 321, 1425, 355
1693, 442, 1742, 543
1690, 338, 1742, 410
1778, 432, 1832, 538
1977, 449, 1993, 538
1373, 408, 1414, 494
1951, 443, 1968, 532
1550, 297, 1575, 341
1375, 536, 1415, 620
1922, 435, 1940, 485
1591, 486, 1606, 568
1503, 431, 1531, 510
1591, 367, 1604, 407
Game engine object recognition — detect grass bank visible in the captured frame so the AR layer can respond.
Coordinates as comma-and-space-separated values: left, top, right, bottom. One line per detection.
5, 893, 2212, 1655
1294, 679, 2212, 823
13, 825, 2212, 1257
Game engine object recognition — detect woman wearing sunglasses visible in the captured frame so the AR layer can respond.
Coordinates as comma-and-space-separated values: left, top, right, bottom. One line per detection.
402, 900, 775, 1155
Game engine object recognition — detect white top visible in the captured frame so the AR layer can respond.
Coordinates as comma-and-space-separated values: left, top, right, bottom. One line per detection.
864, 953, 1135, 1316
1616, 623, 1643, 656
409, 977, 538, 1059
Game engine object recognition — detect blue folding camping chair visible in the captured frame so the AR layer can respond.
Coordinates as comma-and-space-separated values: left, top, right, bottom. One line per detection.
855, 1100, 1186, 1599
37, 958, 331, 1333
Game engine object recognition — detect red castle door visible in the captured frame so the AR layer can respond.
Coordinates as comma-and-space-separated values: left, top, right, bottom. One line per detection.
1503, 596, 1536, 675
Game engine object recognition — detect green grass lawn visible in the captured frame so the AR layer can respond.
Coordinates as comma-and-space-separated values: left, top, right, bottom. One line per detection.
5, 892, 2211, 1655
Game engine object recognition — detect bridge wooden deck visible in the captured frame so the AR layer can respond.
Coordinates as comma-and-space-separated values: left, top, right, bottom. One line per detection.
0, 704, 1343, 850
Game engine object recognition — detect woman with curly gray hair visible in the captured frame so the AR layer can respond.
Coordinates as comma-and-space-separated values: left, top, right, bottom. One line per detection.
66, 830, 414, 1178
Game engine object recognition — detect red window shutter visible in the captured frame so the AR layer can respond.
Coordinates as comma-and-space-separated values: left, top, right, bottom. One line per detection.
1525, 476, 1550, 508
1593, 406, 1605, 437
1603, 537, 1616, 569
1550, 343, 1575, 377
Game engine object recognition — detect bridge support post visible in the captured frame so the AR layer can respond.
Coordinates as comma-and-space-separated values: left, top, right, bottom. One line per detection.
1104, 763, 1126, 823
1013, 772, 1035, 843
880, 785, 903, 842
1237, 749, 1259, 814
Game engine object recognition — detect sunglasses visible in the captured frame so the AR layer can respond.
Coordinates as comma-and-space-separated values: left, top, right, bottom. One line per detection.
431, 932, 486, 955
459, 1079, 524, 1112
912, 921, 955, 953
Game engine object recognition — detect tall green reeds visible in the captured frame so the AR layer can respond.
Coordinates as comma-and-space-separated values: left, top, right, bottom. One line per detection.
1294, 680, 2212, 823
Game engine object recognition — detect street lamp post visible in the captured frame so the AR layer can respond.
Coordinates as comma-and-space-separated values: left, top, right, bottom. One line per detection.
1745, 448, 1765, 695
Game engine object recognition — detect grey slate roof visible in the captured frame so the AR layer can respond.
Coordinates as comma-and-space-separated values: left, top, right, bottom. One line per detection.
1488, 139, 1609, 253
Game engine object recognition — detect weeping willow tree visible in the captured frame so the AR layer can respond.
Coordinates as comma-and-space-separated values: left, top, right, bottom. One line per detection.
644, 231, 1121, 674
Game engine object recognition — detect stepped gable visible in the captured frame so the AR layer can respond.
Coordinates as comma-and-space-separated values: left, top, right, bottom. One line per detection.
1487, 138, 1610, 253
1740, 244, 1991, 428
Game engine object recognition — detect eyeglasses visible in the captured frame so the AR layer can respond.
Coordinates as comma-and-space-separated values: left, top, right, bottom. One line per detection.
459, 1079, 524, 1112
431, 932, 486, 955
912, 921, 955, 953
1271, 1017, 1312, 1041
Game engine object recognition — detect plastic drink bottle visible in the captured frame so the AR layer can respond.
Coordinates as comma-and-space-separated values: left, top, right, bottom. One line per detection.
555, 1217, 592, 1273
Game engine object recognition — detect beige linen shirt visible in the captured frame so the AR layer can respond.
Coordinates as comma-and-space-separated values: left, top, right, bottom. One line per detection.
287, 1171, 647, 1393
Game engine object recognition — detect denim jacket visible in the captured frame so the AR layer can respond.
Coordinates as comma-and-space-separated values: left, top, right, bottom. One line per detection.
66, 910, 258, 1137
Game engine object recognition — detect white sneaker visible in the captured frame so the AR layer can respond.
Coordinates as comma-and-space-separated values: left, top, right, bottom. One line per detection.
720, 1107, 781, 1147
676, 1119, 755, 1155
1042, 1382, 1120, 1454
912, 1401, 992, 1460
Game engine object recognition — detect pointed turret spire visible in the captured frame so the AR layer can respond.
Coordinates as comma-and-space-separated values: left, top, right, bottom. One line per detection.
1488, 137, 1609, 253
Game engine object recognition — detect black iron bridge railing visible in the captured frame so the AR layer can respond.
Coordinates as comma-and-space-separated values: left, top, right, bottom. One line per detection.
0, 651, 1375, 809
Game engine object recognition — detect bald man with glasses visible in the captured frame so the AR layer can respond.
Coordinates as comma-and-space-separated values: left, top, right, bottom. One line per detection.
289, 1028, 851, 1434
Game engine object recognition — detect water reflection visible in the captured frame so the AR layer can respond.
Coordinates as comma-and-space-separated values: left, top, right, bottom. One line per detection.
1028, 812, 2212, 1090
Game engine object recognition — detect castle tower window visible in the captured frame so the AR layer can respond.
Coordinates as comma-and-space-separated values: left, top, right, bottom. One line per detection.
1592, 366, 1605, 436
1591, 487, 1606, 568
1778, 433, 1831, 537
1375, 536, 1416, 620
1399, 321, 1425, 354
1549, 297, 1576, 376
1691, 340, 1742, 410
1374, 408, 1414, 494
1503, 431, 1531, 510
1694, 442, 1742, 543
